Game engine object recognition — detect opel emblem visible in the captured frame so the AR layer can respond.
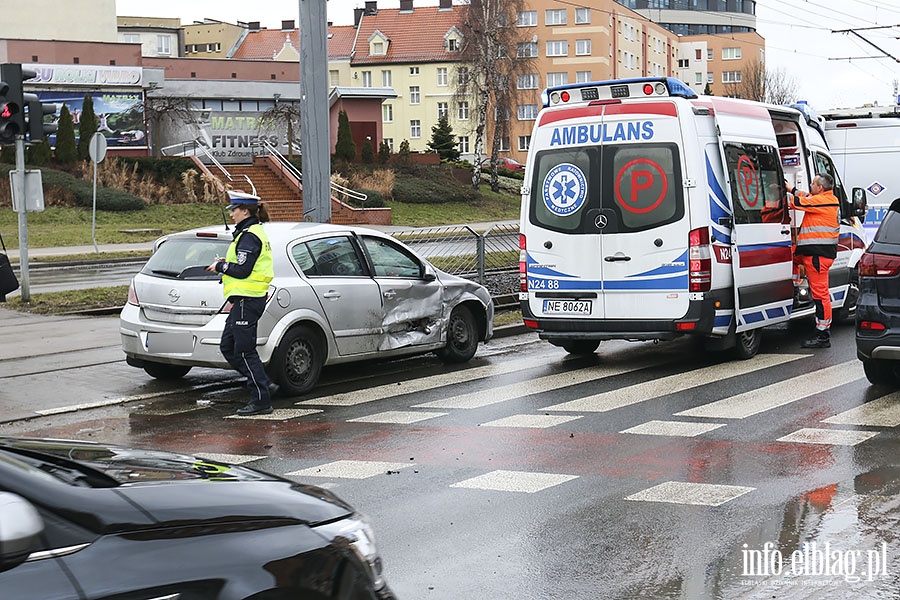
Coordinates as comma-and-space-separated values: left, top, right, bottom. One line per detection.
595, 214, 608, 229
168, 289, 181, 303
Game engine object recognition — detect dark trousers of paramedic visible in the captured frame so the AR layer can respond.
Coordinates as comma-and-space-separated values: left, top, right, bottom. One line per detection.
220, 295, 272, 407
794, 254, 834, 331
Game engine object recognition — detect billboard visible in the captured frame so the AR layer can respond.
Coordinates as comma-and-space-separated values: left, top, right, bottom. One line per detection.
38, 91, 146, 148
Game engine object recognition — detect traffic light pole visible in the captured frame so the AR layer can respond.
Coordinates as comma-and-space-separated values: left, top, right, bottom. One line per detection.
14, 135, 29, 303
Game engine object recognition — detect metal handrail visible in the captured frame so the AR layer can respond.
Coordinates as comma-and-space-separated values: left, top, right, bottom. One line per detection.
254, 139, 367, 204
161, 139, 256, 196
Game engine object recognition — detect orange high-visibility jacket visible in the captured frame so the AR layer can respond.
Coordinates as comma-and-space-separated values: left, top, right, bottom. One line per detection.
792, 189, 839, 258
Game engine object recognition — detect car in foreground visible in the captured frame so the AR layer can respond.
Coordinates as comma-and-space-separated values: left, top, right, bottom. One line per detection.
0, 436, 395, 599
120, 222, 494, 395
856, 197, 900, 384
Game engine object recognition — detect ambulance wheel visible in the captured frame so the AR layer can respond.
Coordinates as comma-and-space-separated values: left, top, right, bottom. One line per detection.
561, 340, 600, 355
731, 329, 762, 360
143, 363, 192, 380
863, 359, 896, 385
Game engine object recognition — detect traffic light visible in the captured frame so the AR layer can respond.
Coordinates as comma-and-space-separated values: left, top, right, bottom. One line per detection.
27, 99, 57, 143
0, 64, 26, 144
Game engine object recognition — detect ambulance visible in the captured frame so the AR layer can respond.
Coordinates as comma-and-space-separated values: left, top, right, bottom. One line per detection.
519, 77, 868, 358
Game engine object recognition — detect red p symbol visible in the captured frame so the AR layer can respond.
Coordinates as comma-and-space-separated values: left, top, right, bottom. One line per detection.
630, 170, 654, 204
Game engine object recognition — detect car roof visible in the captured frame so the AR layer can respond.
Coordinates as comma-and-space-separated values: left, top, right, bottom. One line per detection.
166, 221, 391, 243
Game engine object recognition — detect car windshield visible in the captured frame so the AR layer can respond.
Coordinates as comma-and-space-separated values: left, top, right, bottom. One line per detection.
141, 237, 231, 280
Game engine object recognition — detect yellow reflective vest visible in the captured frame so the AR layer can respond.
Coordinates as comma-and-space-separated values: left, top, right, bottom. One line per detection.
222, 224, 273, 299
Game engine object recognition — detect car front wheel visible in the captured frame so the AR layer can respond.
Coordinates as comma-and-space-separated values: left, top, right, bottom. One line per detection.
271, 325, 325, 396
436, 306, 479, 363
143, 363, 192, 380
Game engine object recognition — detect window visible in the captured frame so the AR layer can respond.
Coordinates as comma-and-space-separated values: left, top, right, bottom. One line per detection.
124, 34, 140, 44
157, 35, 170, 55
437, 102, 448, 119
499, 137, 510, 152
437, 67, 448, 86
517, 11, 537, 26
329, 70, 340, 86
457, 101, 470, 120
382, 104, 393, 123
576, 40, 591, 56
300, 237, 366, 278
362, 237, 422, 278
546, 9, 567, 25
517, 73, 539, 89
410, 86, 420, 104
724, 143, 785, 224
546, 72, 568, 87
517, 42, 538, 58
546, 41, 568, 57
678, 59, 690, 68
384, 138, 394, 151
410, 66, 419, 76
411, 120, 421, 138
722, 47, 742, 60
722, 71, 741, 83
457, 66, 470, 85
382, 70, 392, 87
575, 7, 591, 24
361, 71, 372, 87
696, 48, 703, 61
576, 71, 592, 83
518, 105, 538, 120
447, 38, 459, 52
372, 41, 384, 55
707, 49, 713, 60
708, 72, 714, 83
695, 73, 703, 85
458, 136, 469, 153
518, 135, 531, 151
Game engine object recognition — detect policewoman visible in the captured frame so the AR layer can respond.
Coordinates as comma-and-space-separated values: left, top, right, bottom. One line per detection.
207, 191, 278, 415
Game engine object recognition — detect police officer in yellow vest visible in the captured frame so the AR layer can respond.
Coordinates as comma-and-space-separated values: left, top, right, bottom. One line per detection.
206, 191, 277, 415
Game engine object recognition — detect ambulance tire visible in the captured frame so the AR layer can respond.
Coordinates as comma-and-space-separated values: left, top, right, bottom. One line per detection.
731, 328, 762, 360
863, 359, 896, 386
561, 340, 600, 355
143, 363, 192, 380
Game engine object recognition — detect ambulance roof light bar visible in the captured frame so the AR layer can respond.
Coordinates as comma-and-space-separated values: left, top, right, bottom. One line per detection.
541, 77, 698, 108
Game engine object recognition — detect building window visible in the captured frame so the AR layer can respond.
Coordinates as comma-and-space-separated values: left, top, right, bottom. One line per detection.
545, 9, 567, 25
124, 34, 140, 44
458, 136, 469, 153
457, 66, 469, 85
517, 73, 539, 89
722, 71, 741, 83
447, 38, 459, 52
546, 41, 568, 57
695, 73, 703, 85
411, 120, 421, 138
722, 47, 742, 60
499, 137, 510, 152
214, 42, 221, 52
546, 72, 568, 87
695, 48, 703, 60
576, 39, 591, 56
517, 105, 538, 120
361, 71, 372, 87
329, 70, 340, 86
384, 138, 394, 151
457, 101, 470, 120
517, 42, 538, 58
576, 70, 592, 83
410, 66, 419, 76
707, 49, 713, 60
708, 72, 715, 83
157, 35, 170, 55
372, 41, 384, 55
383, 104, 393, 122
517, 11, 537, 26
437, 67, 448, 86
575, 7, 590, 24
678, 58, 689, 68
382, 70, 392, 87
437, 102, 448, 119
518, 135, 531, 151
410, 86, 420, 104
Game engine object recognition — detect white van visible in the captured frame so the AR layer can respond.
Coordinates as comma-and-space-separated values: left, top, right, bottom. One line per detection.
519, 77, 868, 358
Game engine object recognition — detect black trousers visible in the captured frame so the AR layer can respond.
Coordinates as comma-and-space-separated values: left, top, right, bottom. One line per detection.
220, 295, 272, 406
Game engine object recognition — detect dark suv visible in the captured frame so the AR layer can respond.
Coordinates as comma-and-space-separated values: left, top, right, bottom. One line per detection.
856, 198, 900, 384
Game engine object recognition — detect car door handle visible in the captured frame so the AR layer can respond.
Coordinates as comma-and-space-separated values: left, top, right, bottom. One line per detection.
604, 255, 631, 262
781, 228, 791, 235
383, 290, 397, 299
322, 291, 342, 299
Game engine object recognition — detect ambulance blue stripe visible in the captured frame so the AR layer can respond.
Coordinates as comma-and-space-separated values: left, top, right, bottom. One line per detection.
528, 274, 688, 290
833, 290, 845, 301
766, 307, 787, 319
743, 311, 766, 324
706, 152, 732, 245
714, 314, 732, 327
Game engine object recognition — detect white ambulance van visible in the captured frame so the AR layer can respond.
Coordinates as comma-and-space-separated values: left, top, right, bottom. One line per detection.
519, 77, 868, 359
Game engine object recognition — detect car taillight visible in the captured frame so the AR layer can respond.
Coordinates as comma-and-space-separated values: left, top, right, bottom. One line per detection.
127, 283, 139, 306
858, 252, 900, 277
859, 320, 887, 332
689, 227, 711, 292
519, 233, 528, 292
219, 301, 233, 314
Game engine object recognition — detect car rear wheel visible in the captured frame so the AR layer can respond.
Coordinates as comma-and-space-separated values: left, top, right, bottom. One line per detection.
436, 306, 479, 363
863, 358, 896, 385
561, 340, 600, 355
731, 328, 762, 360
271, 325, 325, 396
143, 363, 192, 380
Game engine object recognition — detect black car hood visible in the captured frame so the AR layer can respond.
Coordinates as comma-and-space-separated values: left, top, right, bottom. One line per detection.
0, 437, 353, 533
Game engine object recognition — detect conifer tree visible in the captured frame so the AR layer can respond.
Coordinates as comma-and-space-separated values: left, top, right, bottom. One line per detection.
77, 95, 98, 161
334, 109, 356, 162
360, 137, 375, 163
55, 105, 77, 165
378, 140, 391, 164
427, 113, 459, 161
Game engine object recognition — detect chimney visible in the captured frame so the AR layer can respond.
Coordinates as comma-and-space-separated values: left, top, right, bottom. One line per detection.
248, 21, 260, 32
354, 7, 364, 27
281, 20, 295, 31
439, 0, 451, 9
364, 1, 377, 15
400, 0, 413, 12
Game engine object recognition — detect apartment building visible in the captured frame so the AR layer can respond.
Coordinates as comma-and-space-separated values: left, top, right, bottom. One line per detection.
183, 19, 245, 59
117, 17, 184, 59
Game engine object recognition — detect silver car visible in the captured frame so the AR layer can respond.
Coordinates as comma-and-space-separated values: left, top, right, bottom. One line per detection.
120, 222, 494, 395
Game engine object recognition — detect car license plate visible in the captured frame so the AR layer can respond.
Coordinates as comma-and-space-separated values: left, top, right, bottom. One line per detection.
145, 332, 194, 354
542, 299, 592, 315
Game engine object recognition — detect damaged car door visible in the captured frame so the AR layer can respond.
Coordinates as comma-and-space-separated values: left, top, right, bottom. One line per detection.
360, 235, 445, 351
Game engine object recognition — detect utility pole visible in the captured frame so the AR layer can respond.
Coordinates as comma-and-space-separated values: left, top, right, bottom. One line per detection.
299, 0, 332, 222
832, 25, 900, 64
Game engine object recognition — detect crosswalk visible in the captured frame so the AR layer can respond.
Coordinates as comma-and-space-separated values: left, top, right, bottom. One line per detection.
198, 344, 895, 507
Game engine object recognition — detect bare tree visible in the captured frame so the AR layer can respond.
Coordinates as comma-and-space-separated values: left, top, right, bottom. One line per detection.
732, 59, 799, 105
764, 67, 799, 105
258, 100, 302, 158
142, 94, 202, 157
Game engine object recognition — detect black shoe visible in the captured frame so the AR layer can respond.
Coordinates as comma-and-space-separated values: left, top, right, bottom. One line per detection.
236, 403, 273, 416
268, 382, 280, 398
801, 333, 831, 349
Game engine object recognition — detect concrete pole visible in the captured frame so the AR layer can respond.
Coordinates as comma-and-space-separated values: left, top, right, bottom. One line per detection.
299, 0, 332, 222
14, 136, 29, 303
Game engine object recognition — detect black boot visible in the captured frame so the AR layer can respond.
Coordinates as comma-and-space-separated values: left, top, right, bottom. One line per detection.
801, 330, 830, 349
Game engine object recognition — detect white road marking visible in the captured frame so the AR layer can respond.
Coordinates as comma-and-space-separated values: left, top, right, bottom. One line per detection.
621, 420, 726, 437
287, 460, 414, 479
777, 428, 879, 446
625, 481, 755, 506
480, 414, 583, 428
348, 410, 448, 424
676, 361, 863, 420
822, 393, 900, 427
224, 408, 322, 420
195, 453, 266, 464
545, 354, 804, 413
450, 469, 578, 493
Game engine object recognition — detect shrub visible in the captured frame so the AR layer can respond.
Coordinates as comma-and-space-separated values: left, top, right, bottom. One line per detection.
33, 167, 144, 211
352, 189, 385, 208
348, 168, 394, 201
393, 167, 478, 204
360, 138, 375, 164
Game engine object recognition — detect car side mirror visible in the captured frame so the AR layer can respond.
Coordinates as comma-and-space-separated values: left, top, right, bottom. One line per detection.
422, 264, 437, 282
0, 492, 44, 574
851, 187, 868, 220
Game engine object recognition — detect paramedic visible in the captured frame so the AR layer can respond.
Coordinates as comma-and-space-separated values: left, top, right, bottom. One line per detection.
206, 191, 278, 415
786, 174, 840, 349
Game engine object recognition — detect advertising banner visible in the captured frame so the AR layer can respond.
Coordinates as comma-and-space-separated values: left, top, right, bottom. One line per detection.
38, 91, 146, 148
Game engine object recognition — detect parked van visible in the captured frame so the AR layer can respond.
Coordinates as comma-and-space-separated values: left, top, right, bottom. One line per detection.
822, 109, 900, 237
519, 77, 867, 358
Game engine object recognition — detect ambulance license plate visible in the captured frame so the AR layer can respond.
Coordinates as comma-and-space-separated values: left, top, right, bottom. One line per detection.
145, 332, 194, 354
542, 299, 592, 315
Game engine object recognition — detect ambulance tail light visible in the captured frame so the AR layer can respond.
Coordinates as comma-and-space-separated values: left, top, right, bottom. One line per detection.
689, 227, 712, 292
519, 234, 528, 291
859, 252, 900, 278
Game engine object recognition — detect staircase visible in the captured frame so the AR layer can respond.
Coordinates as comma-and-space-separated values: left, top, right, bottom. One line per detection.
225, 159, 305, 222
